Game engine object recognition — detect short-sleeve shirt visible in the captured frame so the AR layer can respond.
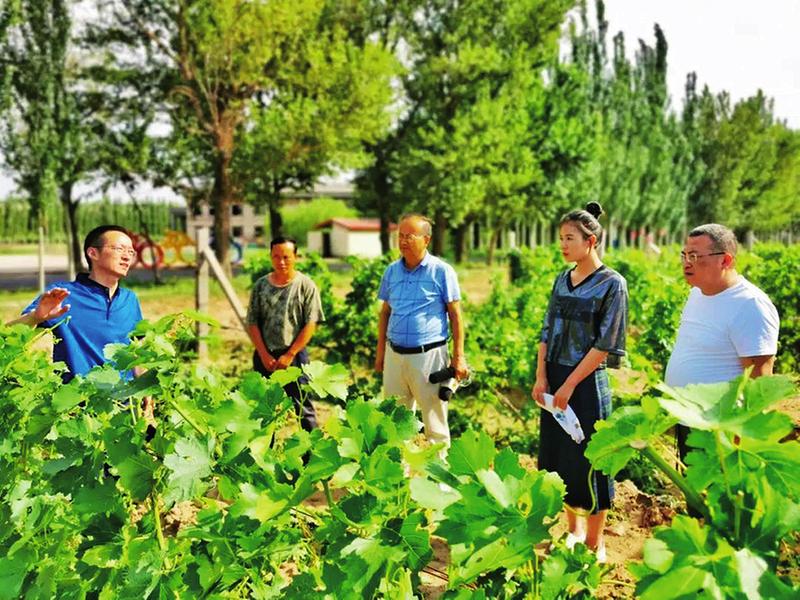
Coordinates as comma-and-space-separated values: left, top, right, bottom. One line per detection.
540, 266, 628, 368
378, 253, 461, 347
246, 272, 324, 351
23, 273, 143, 381
664, 278, 779, 387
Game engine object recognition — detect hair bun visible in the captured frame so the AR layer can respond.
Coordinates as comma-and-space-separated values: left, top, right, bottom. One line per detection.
585, 201, 603, 219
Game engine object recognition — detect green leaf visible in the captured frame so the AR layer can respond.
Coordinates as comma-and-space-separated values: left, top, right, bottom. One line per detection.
0, 549, 33, 600
81, 544, 119, 568
638, 565, 709, 600
52, 385, 84, 412
73, 479, 120, 515
208, 392, 262, 461
302, 361, 350, 400
229, 482, 292, 523
410, 477, 461, 511
163, 436, 214, 505
181, 309, 221, 327
642, 538, 673, 574
448, 430, 495, 477
397, 512, 432, 571
269, 366, 302, 387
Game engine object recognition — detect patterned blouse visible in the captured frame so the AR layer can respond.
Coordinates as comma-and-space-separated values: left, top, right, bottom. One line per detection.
540, 266, 628, 368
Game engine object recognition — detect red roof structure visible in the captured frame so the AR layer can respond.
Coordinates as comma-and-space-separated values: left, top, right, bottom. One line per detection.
313, 218, 397, 232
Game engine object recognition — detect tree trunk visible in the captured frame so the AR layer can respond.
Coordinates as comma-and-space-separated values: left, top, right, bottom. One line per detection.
486, 227, 501, 266
379, 212, 391, 254
124, 181, 163, 285
453, 220, 469, 263
372, 151, 393, 254
432, 211, 446, 256
61, 182, 81, 276
268, 184, 284, 240
212, 126, 234, 277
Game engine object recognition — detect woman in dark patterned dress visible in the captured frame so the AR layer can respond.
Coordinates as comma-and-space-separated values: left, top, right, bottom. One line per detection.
531, 202, 628, 562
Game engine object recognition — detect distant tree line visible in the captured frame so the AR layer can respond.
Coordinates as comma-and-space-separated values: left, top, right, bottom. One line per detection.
0, 198, 178, 243
1, 0, 798, 272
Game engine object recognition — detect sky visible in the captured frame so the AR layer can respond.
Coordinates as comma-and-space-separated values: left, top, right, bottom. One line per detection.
2, 0, 799, 200
600, 0, 800, 127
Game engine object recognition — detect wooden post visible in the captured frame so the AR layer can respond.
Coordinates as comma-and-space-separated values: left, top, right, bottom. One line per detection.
201, 246, 248, 331
196, 224, 210, 362
38, 226, 46, 293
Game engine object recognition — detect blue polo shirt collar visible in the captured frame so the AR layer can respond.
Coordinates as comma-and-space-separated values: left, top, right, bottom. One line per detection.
76, 272, 119, 299
402, 251, 431, 273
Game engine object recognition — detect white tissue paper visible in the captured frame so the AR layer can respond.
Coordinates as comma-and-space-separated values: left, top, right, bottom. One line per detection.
541, 393, 585, 444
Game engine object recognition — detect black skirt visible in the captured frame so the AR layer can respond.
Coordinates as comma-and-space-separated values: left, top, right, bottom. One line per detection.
537, 361, 614, 512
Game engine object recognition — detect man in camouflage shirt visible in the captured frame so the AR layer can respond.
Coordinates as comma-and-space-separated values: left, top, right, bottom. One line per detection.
247, 237, 324, 431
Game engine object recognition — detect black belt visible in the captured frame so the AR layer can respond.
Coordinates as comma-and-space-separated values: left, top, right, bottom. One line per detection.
389, 339, 447, 355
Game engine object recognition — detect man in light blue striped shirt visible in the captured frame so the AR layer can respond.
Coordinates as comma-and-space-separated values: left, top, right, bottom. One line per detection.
375, 214, 467, 453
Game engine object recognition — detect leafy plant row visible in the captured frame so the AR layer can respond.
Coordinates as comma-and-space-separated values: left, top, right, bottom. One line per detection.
0, 317, 604, 599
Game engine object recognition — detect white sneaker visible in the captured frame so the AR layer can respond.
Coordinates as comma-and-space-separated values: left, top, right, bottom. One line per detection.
565, 531, 586, 550
595, 543, 607, 564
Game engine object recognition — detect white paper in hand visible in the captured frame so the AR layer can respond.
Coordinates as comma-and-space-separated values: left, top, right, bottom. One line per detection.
541, 393, 585, 444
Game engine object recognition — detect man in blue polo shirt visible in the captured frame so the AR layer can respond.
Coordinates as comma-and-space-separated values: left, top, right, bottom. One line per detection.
374, 214, 468, 453
10, 225, 143, 383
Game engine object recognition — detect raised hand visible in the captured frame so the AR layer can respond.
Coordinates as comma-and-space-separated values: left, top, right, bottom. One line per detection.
32, 288, 71, 323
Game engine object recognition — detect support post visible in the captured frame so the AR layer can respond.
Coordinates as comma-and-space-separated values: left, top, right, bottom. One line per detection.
196, 225, 210, 362
38, 226, 46, 293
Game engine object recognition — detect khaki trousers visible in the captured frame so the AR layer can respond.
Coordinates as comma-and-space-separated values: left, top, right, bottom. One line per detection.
382, 343, 450, 450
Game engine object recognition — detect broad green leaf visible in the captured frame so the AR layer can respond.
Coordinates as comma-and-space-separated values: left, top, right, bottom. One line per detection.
208, 393, 262, 461
81, 544, 119, 568
586, 405, 676, 477
302, 361, 350, 400
448, 430, 495, 477
229, 482, 292, 523
52, 385, 84, 412
0, 548, 33, 600
181, 309, 221, 327
733, 548, 768, 600
330, 462, 361, 487
450, 530, 530, 586
494, 447, 525, 479
103, 427, 157, 501
269, 366, 302, 387
476, 469, 512, 508
642, 538, 673, 574
397, 512, 432, 571
410, 477, 461, 511
638, 565, 709, 600
163, 436, 213, 505
73, 479, 121, 515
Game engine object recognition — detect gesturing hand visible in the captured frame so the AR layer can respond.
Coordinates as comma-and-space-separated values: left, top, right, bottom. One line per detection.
33, 288, 71, 323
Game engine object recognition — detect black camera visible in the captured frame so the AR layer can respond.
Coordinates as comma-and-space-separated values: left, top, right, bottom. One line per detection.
428, 366, 456, 384
429, 366, 457, 401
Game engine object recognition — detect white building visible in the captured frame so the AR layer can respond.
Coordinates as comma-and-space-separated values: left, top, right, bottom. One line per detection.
307, 218, 397, 258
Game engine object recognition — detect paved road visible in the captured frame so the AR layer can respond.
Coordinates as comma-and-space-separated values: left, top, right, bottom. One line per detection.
0, 254, 197, 290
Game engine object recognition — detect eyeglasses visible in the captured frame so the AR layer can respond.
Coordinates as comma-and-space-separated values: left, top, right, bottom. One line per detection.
679, 251, 725, 264
398, 233, 426, 242
96, 245, 138, 258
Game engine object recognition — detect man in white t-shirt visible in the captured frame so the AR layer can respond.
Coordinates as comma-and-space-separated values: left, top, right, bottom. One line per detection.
665, 224, 779, 473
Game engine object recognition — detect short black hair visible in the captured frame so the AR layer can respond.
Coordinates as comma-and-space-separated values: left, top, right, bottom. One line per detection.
83, 225, 132, 268
270, 236, 298, 253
